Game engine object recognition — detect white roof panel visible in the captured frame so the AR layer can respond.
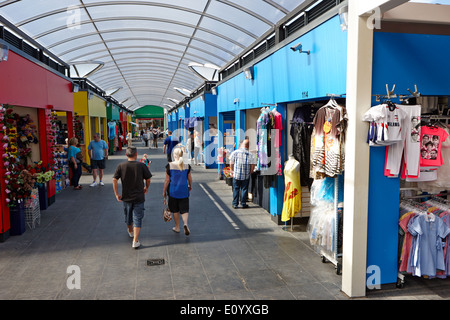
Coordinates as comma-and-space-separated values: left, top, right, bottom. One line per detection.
0, 0, 301, 108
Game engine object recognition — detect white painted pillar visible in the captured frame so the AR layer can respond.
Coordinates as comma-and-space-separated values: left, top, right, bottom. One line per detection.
341, 0, 373, 298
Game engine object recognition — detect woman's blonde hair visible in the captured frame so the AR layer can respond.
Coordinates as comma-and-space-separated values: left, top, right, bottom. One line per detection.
172, 147, 184, 170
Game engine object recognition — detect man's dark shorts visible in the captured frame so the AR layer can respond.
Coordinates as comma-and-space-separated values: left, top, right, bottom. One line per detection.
91, 159, 106, 169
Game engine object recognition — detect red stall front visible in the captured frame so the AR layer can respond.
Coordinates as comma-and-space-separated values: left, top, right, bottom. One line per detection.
0, 47, 74, 241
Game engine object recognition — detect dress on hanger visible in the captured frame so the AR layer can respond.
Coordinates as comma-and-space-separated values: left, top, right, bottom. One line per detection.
281, 157, 301, 222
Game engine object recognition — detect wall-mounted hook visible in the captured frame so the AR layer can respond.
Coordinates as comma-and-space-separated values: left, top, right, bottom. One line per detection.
407, 84, 420, 97
386, 84, 397, 99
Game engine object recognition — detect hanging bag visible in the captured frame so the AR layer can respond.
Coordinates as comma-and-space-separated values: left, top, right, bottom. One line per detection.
163, 198, 172, 222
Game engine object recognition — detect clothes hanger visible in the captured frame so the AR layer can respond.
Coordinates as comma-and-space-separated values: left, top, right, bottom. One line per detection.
324, 97, 339, 109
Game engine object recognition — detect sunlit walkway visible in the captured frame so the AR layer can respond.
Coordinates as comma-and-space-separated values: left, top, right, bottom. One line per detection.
0, 141, 448, 300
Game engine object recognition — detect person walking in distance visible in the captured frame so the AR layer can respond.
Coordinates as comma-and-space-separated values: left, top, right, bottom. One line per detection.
88, 133, 109, 187
193, 131, 202, 166
163, 131, 179, 162
163, 147, 192, 235
229, 139, 255, 209
113, 147, 152, 249
152, 126, 159, 149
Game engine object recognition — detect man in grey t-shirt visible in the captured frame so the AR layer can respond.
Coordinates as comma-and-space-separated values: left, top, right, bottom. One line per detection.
113, 147, 152, 249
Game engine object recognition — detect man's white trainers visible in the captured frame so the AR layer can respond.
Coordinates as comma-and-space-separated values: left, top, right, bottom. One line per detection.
99, 181, 105, 186
90, 182, 97, 187
132, 241, 140, 249
128, 230, 134, 238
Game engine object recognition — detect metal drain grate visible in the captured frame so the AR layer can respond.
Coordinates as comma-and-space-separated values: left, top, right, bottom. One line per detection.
147, 258, 165, 266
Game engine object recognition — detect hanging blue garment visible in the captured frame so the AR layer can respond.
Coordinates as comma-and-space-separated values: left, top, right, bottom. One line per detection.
108, 122, 116, 139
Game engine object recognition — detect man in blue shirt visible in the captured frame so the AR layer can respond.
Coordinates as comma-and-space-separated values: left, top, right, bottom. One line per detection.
163, 131, 179, 162
88, 133, 109, 187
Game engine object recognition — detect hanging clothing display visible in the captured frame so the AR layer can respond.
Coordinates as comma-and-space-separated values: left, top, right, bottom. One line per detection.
399, 199, 450, 278
399, 105, 422, 178
281, 156, 301, 222
272, 108, 283, 176
107, 122, 116, 140
363, 102, 450, 179
419, 125, 449, 167
307, 176, 344, 257
417, 125, 450, 192
256, 108, 270, 172
290, 105, 314, 189
363, 103, 409, 177
310, 99, 348, 180
256, 107, 282, 176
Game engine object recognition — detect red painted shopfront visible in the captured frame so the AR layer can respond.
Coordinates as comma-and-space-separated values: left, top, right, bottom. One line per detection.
0, 49, 74, 241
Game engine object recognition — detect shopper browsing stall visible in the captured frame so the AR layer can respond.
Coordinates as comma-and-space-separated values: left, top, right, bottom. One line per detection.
68, 137, 82, 190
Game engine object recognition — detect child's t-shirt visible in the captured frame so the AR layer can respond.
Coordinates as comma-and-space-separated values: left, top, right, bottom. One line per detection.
419, 126, 449, 167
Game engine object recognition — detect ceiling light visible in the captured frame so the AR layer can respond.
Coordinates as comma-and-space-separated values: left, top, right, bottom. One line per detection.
167, 98, 179, 105
174, 87, 192, 97
120, 97, 131, 104
105, 86, 123, 96
188, 62, 220, 81
69, 60, 105, 78
244, 66, 254, 80
0, 43, 9, 62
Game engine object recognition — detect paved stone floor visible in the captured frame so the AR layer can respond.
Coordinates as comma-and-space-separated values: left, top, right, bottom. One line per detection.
0, 141, 449, 301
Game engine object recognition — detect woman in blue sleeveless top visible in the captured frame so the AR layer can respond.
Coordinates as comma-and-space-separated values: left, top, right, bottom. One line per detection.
163, 148, 193, 235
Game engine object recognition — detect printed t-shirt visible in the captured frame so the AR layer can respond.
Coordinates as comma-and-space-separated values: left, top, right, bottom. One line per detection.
420, 126, 449, 167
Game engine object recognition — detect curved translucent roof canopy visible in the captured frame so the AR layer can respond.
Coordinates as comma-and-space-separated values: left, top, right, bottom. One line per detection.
0, 0, 305, 110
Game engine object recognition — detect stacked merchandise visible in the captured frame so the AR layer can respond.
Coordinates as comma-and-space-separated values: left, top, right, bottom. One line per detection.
399, 198, 450, 278
54, 145, 69, 193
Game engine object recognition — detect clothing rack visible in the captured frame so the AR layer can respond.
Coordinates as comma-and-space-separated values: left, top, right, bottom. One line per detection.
397, 190, 450, 288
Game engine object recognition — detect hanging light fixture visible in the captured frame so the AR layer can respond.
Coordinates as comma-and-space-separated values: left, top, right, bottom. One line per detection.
105, 86, 123, 96
167, 98, 179, 105
69, 60, 104, 78
188, 62, 220, 81
0, 43, 9, 62
174, 87, 192, 97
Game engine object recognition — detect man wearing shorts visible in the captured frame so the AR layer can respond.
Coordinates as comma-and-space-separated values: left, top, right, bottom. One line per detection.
113, 147, 152, 249
88, 133, 109, 187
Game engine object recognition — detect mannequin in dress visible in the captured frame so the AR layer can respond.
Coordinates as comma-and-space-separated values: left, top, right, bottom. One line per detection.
281, 154, 301, 222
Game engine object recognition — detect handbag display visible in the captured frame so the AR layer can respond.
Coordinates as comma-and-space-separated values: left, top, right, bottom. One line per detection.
163, 198, 172, 222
